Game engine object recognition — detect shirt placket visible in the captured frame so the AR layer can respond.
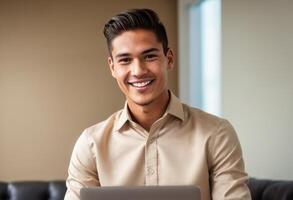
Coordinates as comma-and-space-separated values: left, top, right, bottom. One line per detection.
130, 115, 169, 186
145, 134, 158, 185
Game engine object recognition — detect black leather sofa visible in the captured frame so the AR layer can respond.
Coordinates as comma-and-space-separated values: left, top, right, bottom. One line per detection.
247, 178, 293, 200
0, 181, 66, 200
0, 178, 293, 200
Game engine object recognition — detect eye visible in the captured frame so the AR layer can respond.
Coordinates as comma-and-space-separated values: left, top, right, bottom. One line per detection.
144, 54, 158, 61
118, 58, 132, 65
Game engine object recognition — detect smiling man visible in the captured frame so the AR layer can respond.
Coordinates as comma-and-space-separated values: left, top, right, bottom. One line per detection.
108, 29, 173, 131
65, 9, 251, 200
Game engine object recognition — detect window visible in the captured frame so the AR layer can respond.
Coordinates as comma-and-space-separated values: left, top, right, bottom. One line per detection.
178, 0, 221, 116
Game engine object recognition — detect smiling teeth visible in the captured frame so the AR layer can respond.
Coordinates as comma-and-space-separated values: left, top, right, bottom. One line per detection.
132, 81, 151, 87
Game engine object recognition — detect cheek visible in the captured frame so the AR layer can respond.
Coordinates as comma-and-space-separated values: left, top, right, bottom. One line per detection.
114, 67, 128, 82
157, 68, 169, 85
151, 63, 168, 78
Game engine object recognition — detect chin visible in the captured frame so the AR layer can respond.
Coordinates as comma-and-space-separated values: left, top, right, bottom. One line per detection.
130, 96, 154, 107
133, 99, 153, 106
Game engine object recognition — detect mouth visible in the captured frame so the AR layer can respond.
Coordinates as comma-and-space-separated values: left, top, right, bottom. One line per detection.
128, 80, 154, 88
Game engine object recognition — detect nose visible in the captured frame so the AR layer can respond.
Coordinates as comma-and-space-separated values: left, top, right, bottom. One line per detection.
131, 59, 148, 77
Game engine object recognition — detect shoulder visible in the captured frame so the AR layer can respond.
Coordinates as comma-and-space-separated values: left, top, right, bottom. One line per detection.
78, 109, 123, 146
182, 103, 231, 136
181, 105, 242, 167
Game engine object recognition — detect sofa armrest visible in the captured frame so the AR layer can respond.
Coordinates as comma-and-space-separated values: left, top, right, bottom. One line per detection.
0, 181, 66, 200
248, 178, 293, 200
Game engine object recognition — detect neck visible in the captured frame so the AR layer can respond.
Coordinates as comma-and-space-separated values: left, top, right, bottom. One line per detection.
128, 91, 170, 132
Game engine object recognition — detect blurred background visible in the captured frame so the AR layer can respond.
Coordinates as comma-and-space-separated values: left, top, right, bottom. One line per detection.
0, 0, 292, 181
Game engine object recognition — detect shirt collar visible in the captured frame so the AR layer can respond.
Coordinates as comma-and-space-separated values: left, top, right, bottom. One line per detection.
165, 91, 185, 121
113, 91, 185, 132
113, 102, 132, 132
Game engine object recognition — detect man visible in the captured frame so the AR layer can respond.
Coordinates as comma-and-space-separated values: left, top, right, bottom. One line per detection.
65, 8, 251, 200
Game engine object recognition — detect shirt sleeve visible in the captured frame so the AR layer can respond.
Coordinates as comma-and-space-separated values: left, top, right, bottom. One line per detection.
208, 119, 251, 200
64, 129, 100, 200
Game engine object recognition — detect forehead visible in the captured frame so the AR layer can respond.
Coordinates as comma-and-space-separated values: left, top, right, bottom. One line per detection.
111, 29, 163, 56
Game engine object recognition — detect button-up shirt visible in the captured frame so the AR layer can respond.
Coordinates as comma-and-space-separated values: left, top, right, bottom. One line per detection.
65, 92, 251, 200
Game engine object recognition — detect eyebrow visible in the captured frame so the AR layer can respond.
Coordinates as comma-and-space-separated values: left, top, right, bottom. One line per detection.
141, 48, 159, 54
115, 53, 131, 59
115, 48, 160, 59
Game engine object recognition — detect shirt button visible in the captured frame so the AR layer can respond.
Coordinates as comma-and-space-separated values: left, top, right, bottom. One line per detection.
147, 167, 155, 176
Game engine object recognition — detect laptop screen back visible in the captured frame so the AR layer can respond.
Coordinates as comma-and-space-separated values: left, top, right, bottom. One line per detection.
80, 185, 201, 200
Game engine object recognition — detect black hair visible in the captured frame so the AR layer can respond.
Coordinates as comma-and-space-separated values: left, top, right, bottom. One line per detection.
103, 8, 169, 55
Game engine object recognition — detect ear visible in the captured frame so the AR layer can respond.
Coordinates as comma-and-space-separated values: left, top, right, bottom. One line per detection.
108, 56, 116, 78
166, 48, 174, 70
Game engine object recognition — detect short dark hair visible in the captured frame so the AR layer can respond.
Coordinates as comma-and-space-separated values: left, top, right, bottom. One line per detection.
103, 8, 169, 55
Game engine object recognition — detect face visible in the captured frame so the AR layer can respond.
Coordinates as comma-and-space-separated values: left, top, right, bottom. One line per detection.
108, 29, 174, 108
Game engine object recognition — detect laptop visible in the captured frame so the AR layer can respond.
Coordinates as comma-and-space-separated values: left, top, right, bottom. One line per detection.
80, 185, 201, 200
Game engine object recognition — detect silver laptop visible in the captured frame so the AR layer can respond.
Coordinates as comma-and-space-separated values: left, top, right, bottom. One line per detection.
80, 185, 201, 200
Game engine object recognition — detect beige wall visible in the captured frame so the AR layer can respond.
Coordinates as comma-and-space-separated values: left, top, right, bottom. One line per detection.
0, 0, 177, 181
222, 0, 293, 179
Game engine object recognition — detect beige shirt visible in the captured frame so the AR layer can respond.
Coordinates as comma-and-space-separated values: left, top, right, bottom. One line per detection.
65, 93, 251, 200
